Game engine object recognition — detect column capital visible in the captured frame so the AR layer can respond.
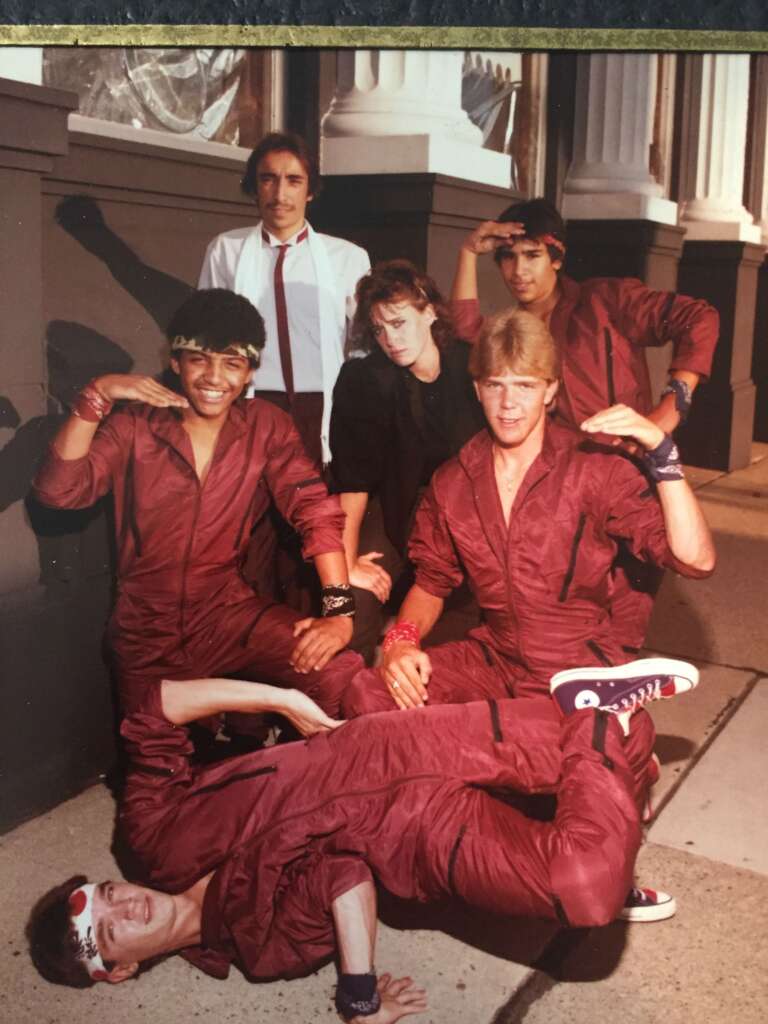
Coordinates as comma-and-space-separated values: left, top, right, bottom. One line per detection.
320, 50, 512, 188
678, 54, 761, 243
562, 53, 678, 225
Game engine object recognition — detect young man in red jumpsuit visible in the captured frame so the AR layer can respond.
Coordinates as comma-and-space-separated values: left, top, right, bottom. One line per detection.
343, 308, 714, 804
450, 198, 719, 651
28, 654, 700, 1019
31, 288, 362, 718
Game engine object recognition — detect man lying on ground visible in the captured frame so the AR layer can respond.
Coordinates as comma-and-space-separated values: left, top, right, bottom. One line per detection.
28, 657, 700, 1018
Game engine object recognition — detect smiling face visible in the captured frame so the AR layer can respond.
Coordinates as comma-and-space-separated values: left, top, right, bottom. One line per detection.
474, 370, 558, 451
370, 298, 438, 373
256, 149, 312, 240
496, 237, 561, 309
170, 349, 252, 424
91, 881, 177, 973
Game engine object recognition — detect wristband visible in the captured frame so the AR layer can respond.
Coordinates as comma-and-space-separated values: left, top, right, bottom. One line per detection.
382, 620, 420, 652
72, 381, 114, 423
660, 379, 692, 423
644, 434, 684, 482
335, 971, 381, 1020
321, 584, 355, 618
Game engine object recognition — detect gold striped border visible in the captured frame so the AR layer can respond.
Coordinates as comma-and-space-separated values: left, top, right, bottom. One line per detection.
0, 25, 767, 51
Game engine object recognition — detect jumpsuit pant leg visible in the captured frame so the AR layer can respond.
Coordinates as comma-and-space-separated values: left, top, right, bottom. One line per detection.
342, 637, 655, 814
342, 637, 509, 717
420, 709, 640, 928
226, 602, 363, 719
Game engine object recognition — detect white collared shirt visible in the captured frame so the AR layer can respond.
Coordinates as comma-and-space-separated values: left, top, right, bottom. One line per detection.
199, 221, 370, 396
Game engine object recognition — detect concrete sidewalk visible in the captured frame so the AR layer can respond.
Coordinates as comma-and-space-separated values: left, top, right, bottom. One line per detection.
2, 445, 766, 1024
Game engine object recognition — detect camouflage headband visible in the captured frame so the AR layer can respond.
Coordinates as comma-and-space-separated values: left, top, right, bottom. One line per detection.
171, 335, 261, 363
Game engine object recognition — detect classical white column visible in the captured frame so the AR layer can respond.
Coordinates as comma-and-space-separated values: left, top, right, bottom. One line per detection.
561, 52, 675, 223
320, 50, 511, 187
562, 53, 677, 224
678, 54, 761, 243
746, 55, 768, 246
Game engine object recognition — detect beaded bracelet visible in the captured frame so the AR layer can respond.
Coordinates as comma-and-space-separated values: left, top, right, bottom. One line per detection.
660, 379, 692, 423
382, 620, 421, 653
71, 381, 114, 423
644, 434, 684, 482
321, 584, 356, 618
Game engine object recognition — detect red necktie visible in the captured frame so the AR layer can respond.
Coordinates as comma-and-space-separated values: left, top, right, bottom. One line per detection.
266, 227, 308, 403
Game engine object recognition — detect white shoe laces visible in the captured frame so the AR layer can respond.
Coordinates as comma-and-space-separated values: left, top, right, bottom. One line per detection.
604, 677, 663, 714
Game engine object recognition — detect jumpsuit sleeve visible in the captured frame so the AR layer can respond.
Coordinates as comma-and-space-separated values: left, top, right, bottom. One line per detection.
327, 359, 389, 496
242, 853, 374, 980
449, 297, 485, 343
262, 408, 346, 559
601, 454, 714, 579
408, 480, 466, 598
31, 407, 133, 509
593, 277, 719, 380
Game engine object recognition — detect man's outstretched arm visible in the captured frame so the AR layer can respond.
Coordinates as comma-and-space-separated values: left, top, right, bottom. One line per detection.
160, 677, 342, 735
333, 880, 427, 1024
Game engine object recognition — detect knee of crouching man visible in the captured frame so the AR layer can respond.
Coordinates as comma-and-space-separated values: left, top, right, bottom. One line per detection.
550, 849, 631, 928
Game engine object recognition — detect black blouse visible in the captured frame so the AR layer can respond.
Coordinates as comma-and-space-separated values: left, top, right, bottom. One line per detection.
328, 342, 486, 554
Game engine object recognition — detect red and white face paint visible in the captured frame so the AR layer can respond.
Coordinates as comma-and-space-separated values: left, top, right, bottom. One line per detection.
68, 883, 108, 982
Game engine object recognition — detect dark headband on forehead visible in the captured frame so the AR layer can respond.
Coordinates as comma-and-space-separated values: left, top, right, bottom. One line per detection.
496, 232, 566, 261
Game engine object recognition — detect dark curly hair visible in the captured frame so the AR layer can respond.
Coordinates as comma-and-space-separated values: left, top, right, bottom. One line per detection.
350, 259, 454, 355
166, 288, 266, 369
240, 131, 320, 199
493, 197, 566, 267
27, 875, 100, 988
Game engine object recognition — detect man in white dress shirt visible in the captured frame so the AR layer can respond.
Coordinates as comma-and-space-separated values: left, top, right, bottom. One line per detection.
199, 131, 370, 467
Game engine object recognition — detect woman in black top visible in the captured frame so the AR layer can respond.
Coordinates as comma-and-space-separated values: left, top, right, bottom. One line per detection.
328, 259, 485, 662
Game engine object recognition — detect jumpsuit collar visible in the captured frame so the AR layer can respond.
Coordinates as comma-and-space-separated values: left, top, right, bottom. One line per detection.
458, 426, 560, 566
146, 401, 251, 475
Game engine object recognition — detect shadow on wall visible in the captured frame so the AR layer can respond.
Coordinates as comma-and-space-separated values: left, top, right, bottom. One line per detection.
4, 190, 197, 592
0, 322, 133, 590
55, 194, 194, 332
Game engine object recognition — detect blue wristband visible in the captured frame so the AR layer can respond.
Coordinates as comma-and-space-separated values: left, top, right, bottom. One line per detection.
335, 972, 381, 1020
644, 434, 684, 482
661, 379, 692, 423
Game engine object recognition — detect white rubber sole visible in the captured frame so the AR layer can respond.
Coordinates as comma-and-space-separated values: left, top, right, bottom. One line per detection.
550, 657, 699, 696
620, 889, 677, 923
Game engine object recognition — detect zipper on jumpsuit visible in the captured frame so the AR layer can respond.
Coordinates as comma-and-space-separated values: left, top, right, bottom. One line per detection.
179, 428, 244, 641
179, 480, 203, 643
604, 327, 616, 405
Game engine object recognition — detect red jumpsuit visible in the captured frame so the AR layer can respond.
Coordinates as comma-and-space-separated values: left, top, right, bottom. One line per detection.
119, 686, 640, 980
343, 423, 712, 803
32, 399, 362, 715
451, 276, 719, 648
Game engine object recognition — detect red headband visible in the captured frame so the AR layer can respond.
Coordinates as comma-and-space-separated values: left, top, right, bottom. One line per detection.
538, 233, 566, 254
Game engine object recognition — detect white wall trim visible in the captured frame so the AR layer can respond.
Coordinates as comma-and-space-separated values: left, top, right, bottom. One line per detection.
67, 112, 251, 162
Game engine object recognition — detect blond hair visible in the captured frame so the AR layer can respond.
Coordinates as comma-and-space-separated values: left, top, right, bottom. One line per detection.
468, 308, 560, 382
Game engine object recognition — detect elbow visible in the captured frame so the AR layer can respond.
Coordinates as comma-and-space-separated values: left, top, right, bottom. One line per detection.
677, 544, 716, 578
697, 547, 717, 574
